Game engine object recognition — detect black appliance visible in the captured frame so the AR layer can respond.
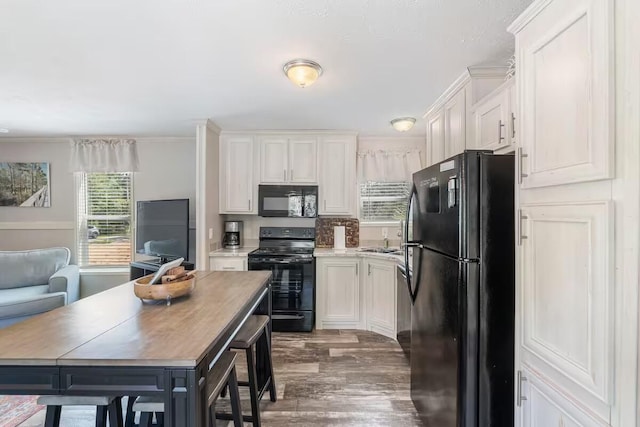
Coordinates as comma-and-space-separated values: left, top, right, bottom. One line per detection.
136, 199, 189, 261
396, 263, 412, 359
403, 151, 514, 426
258, 185, 318, 218
249, 227, 315, 332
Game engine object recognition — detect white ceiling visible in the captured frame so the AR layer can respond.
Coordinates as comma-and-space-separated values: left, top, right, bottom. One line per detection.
0, 0, 532, 137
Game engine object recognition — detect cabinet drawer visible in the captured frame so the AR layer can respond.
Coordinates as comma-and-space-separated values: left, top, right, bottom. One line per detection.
210, 257, 247, 271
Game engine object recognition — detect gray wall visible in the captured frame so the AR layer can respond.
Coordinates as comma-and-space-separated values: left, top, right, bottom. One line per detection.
0, 137, 196, 297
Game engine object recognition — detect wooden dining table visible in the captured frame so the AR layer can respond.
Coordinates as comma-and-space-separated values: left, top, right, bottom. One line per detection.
0, 270, 273, 427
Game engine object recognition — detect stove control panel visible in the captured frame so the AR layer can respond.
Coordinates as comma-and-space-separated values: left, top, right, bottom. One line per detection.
259, 227, 315, 239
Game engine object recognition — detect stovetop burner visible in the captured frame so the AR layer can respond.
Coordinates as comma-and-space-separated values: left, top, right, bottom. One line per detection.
250, 247, 314, 256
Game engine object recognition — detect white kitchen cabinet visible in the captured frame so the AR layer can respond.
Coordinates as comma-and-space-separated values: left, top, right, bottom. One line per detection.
472, 87, 509, 152
444, 89, 466, 159
259, 137, 288, 183
423, 66, 508, 167
318, 136, 356, 216
316, 257, 362, 329
364, 259, 396, 339
426, 109, 445, 166
521, 367, 605, 427
219, 135, 256, 214
210, 257, 247, 271
288, 137, 318, 183
259, 136, 318, 184
509, 0, 616, 424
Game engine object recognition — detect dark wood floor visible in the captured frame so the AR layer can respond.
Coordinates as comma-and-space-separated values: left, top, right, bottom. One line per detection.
19, 329, 420, 426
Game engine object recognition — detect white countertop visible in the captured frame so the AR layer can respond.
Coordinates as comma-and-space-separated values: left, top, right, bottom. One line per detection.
209, 247, 257, 257
313, 247, 405, 264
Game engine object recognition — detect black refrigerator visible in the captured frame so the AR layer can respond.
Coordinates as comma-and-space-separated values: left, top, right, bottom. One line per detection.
403, 151, 515, 426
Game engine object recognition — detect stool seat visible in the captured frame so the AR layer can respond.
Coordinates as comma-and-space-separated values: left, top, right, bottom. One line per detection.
230, 315, 270, 349
207, 352, 238, 403
37, 395, 115, 406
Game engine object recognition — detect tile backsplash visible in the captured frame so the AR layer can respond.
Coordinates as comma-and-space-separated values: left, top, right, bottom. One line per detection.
315, 218, 359, 248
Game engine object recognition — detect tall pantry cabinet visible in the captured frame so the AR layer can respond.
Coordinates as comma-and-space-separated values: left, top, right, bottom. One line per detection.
509, 0, 622, 425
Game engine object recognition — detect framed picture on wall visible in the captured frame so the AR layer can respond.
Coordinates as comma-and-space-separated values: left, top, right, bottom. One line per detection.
0, 162, 51, 207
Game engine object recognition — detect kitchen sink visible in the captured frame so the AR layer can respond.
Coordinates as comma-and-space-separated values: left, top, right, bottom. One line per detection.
358, 247, 403, 255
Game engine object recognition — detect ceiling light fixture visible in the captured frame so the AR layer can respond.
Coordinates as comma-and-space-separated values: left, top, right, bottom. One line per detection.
0, 128, 9, 133
283, 59, 323, 88
390, 117, 416, 132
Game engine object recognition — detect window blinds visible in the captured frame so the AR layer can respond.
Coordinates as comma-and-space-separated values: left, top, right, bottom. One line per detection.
76, 172, 133, 267
359, 181, 411, 222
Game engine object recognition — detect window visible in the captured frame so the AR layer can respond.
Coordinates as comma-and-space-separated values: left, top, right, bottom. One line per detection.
359, 181, 411, 222
76, 173, 133, 267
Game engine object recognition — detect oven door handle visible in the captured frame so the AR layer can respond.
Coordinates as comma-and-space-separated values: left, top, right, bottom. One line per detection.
272, 313, 306, 320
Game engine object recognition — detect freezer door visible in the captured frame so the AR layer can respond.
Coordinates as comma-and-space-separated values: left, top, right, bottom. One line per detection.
412, 152, 481, 259
410, 248, 479, 427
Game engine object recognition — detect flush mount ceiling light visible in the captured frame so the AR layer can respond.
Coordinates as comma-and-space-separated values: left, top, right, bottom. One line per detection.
0, 128, 9, 133
283, 59, 323, 88
390, 117, 416, 132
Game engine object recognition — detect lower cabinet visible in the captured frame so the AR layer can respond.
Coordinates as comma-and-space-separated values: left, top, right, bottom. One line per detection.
316, 257, 362, 329
316, 256, 397, 340
209, 257, 247, 271
363, 259, 397, 340
520, 368, 604, 427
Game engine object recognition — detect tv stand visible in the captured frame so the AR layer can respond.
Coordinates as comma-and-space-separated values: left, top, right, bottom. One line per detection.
130, 260, 195, 280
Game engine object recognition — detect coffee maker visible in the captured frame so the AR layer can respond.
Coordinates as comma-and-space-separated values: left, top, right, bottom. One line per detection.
223, 221, 243, 249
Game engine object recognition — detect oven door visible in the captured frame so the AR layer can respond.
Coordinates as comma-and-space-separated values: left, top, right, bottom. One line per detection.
258, 185, 318, 218
249, 256, 315, 332
248, 257, 315, 312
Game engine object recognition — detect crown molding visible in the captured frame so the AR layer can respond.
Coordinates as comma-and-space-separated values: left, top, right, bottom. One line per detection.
507, 0, 554, 34
219, 130, 359, 137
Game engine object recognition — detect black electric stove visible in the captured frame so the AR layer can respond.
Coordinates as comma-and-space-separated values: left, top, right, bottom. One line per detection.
249, 227, 315, 332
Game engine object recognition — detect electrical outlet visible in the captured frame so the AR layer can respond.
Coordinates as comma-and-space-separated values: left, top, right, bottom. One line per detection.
209, 228, 213, 240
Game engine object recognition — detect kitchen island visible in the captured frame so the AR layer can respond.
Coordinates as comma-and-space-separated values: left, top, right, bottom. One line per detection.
0, 270, 272, 427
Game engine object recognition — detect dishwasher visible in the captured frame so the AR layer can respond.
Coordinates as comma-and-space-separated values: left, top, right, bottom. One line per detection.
396, 264, 412, 359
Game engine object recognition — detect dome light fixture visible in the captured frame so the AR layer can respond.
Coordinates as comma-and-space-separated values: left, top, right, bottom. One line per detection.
0, 128, 9, 133
390, 117, 416, 132
283, 59, 323, 88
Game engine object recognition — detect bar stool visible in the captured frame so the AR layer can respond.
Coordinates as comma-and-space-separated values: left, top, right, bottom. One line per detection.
131, 352, 242, 427
227, 315, 276, 427
37, 395, 123, 427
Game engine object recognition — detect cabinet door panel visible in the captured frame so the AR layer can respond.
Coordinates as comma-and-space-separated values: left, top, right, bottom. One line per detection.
321, 260, 359, 322
289, 138, 318, 183
427, 110, 445, 165
474, 92, 508, 151
260, 137, 288, 183
367, 261, 396, 335
319, 137, 356, 215
518, 0, 613, 188
522, 368, 604, 427
444, 89, 466, 158
520, 201, 613, 421
221, 137, 254, 213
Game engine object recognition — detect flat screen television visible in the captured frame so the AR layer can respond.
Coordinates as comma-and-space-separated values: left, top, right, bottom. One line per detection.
136, 199, 189, 262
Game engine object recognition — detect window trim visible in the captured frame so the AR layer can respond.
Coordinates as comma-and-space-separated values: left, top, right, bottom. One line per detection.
74, 172, 135, 269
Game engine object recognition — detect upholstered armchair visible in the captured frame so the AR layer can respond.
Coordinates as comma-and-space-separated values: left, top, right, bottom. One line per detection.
0, 247, 79, 328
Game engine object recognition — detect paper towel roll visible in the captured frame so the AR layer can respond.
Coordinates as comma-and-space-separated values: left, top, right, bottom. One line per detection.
333, 226, 346, 250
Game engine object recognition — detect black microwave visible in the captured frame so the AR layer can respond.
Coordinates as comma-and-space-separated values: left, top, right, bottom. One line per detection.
258, 185, 318, 218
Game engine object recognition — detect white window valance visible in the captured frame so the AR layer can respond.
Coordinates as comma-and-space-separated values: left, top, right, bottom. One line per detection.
357, 149, 423, 182
70, 139, 139, 173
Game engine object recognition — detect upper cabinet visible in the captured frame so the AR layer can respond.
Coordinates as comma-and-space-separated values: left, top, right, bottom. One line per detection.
510, 0, 613, 189
259, 136, 318, 184
471, 78, 514, 153
318, 135, 357, 216
219, 135, 257, 214
423, 66, 509, 167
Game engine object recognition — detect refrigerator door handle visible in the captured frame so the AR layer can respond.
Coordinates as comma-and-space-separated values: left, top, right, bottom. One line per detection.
404, 184, 421, 304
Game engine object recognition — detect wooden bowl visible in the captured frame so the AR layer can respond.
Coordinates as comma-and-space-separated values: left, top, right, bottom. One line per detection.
134, 273, 196, 305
